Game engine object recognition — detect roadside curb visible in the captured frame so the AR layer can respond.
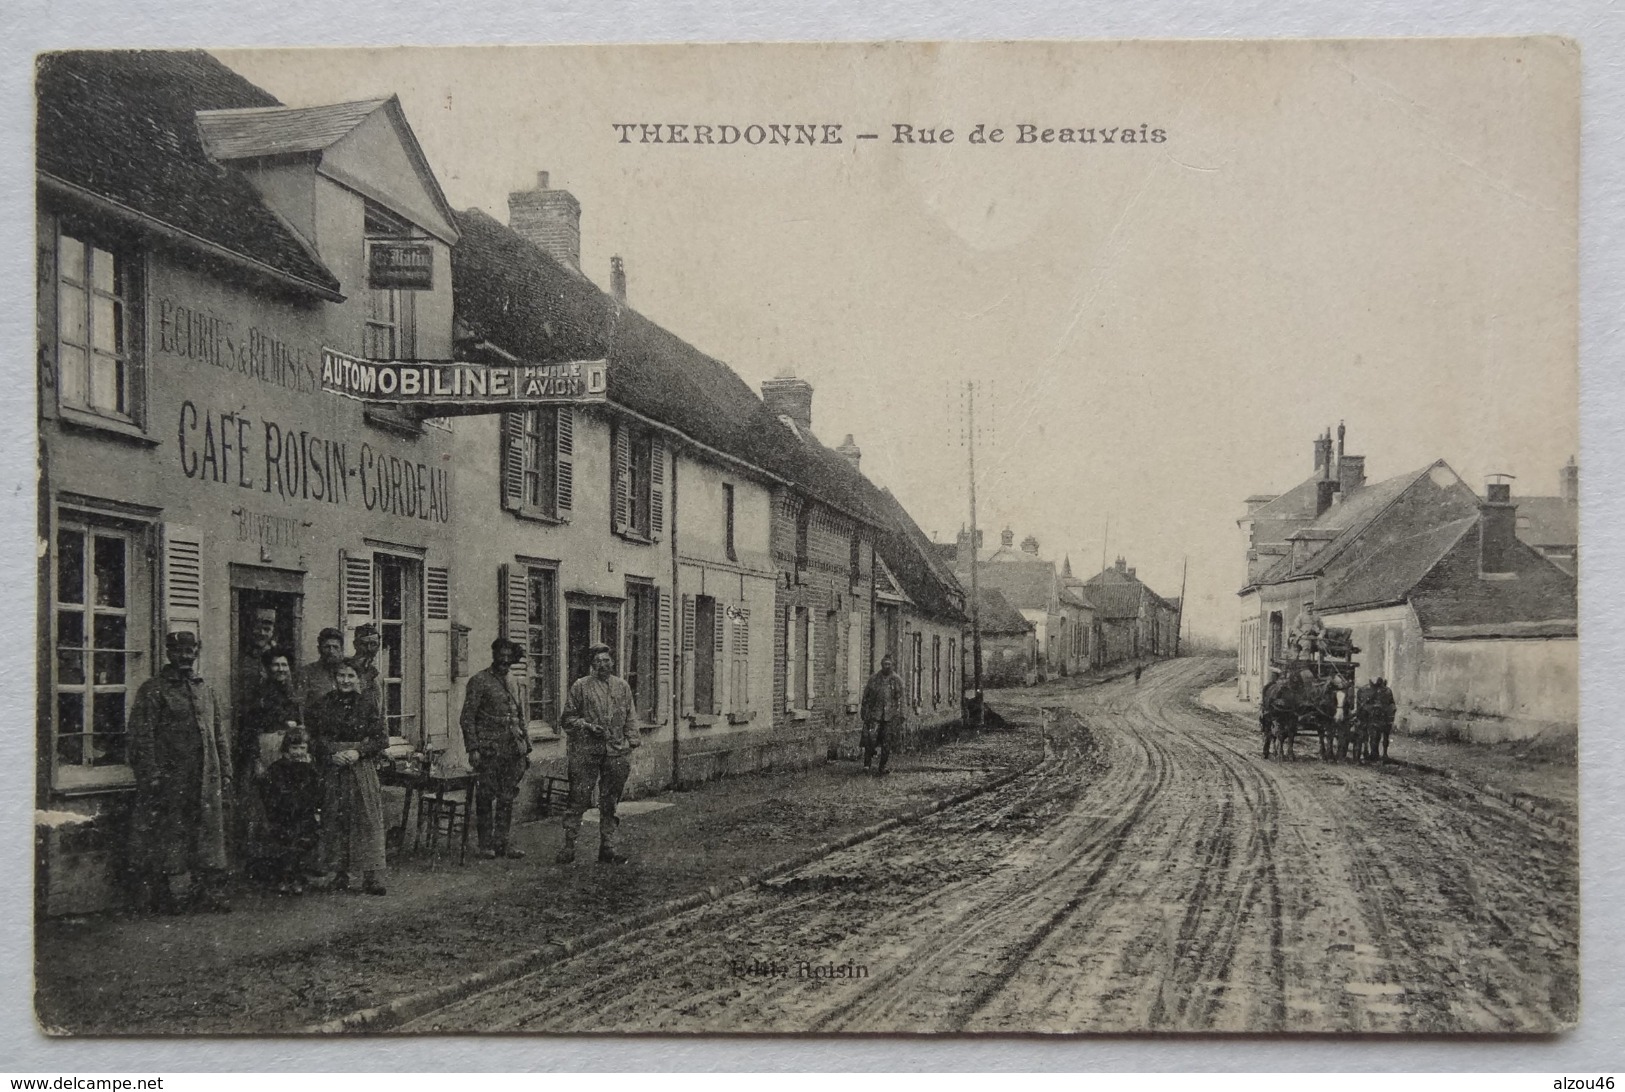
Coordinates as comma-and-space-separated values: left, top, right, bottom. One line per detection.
306, 732, 1051, 1034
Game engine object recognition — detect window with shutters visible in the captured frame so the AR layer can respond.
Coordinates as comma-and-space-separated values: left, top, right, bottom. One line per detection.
502, 408, 573, 522
911, 632, 924, 705
729, 606, 752, 718
612, 421, 662, 542
53, 229, 145, 430
53, 516, 153, 789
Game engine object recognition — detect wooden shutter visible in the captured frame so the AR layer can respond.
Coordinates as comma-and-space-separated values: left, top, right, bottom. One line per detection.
711, 603, 725, 719
650, 439, 665, 540
847, 612, 862, 704
161, 524, 203, 637
555, 407, 574, 518
500, 411, 525, 512
612, 422, 631, 533
655, 588, 672, 725
499, 563, 530, 718
733, 608, 751, 712
806, 613, 817, 701
424, 565, 451, 750
783, 607, 795, 713
680, 593, 696, 716
339, 549, 374, 651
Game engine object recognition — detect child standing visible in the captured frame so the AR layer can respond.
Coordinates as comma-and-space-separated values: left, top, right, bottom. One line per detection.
259, 729, 322, 895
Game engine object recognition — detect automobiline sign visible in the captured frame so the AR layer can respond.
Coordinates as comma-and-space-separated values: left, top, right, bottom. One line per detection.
321, 348, 609, 412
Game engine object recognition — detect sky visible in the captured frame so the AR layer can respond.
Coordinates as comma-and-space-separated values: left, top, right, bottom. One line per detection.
223, 40, 1579, 645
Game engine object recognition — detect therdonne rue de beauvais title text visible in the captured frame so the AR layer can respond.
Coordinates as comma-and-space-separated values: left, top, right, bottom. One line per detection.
611, 122, 1168, 146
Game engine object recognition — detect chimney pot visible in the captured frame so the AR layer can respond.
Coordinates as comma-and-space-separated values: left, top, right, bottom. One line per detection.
610, 255, 627, 303
537, 171, 549, 189
835, 433, 862, 471
1001, 527, 1015, 548
1020, 534, 1040, 556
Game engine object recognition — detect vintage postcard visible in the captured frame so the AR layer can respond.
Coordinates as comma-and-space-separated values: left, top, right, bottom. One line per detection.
31, 40, 1578, 1035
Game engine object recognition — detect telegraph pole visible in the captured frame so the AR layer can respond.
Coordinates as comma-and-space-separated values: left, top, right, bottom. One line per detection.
1175, 556, 1188, 658
966, 380, 984, 728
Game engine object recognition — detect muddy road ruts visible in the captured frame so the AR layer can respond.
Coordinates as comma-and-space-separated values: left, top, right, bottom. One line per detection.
403, 657, 1576, 1033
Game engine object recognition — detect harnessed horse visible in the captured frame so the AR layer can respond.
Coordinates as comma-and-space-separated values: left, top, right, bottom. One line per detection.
1355, 679, 1397, 762
1260, 667, 1351, 760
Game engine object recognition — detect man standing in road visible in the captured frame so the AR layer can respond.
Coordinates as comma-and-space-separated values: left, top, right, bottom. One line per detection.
860, 654, 906, 776
558, 643, 639, 865
128, 630, 234, 914
460, 638, 532, 860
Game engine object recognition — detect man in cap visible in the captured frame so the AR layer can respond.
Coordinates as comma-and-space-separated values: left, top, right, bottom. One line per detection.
348, 622, 386, 723
460, 638, 532, 859
127, 630, 234, 913
300, 627, 350, 712
859, 654, 906, 775
558, 643, 639, 865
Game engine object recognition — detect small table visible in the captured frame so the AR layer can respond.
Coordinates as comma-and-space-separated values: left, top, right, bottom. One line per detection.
379, 758, 478, 865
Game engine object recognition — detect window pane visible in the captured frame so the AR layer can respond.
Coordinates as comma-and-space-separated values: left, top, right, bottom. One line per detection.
57, 694, 85, 765
92, 295, 118, 353
92, 536, 126, 607
59, 235, 85, 283
57, 345, 87, 407
90, 354, 120, 415
59, 285, 86, 345
57, 530, 85, 604
382, 626, 403, 678
92, 696, 127, 766
91, 248, 116, 294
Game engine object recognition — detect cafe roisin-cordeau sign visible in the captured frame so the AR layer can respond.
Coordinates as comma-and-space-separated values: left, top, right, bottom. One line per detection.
321, 349, 609, 414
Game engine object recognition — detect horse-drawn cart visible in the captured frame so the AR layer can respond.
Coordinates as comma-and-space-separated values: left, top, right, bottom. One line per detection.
1259, 628, 1360, 760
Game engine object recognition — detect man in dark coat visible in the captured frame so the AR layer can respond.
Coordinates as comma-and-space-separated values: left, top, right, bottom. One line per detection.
558, 643, 639, 865
460, 638, 532, 859
860, 654, 906, 775
348, 622, 386, 726
127, 630, 234, 913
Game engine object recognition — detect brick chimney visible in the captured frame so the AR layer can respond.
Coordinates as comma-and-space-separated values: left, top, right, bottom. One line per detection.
1114, 556, 1127, 574
835, 433, 861, 471
1561, 456, 1579, 506
1001, 527, 1015, 548
1480, 476, 1518, 575
1316, 479, 1341, 516
1313, 429, 1333, 474
508, 171, 581, 270
1337, 454, 1366, 498
1020, 534, 1040, 556
761, 371, 813, 433
610, 255, 627, 303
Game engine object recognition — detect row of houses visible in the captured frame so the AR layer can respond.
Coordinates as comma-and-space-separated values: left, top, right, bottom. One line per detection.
33, 50, 973, 914
1236, 425, 1579, 743
935, 529, 1182, 686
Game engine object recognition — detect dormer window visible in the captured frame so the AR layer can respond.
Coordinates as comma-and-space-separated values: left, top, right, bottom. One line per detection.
363, 203, 419, 360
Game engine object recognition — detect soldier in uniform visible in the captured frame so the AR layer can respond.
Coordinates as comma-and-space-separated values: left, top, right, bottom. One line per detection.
558, 643, 639, 865
127, 630, 235, 914
299, 627, 349, 711
1291, 606, 1327, 664
860, 654, 906, 776
460, 638, 532, 859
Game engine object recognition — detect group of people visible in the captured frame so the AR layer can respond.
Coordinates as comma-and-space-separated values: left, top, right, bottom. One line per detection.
127, 612, 395, 914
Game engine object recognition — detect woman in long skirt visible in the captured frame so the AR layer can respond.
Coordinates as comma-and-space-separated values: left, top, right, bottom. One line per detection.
306, 661, 389, 895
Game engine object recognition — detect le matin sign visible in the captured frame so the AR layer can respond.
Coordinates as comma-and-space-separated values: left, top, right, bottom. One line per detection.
321, 348, 608, 414
367, 241, 435, 290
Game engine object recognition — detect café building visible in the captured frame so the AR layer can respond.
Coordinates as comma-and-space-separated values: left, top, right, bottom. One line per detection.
35, 51, 462, 913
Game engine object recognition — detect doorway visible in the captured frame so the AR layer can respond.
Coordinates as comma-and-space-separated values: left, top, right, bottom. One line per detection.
228, 565, 304, 720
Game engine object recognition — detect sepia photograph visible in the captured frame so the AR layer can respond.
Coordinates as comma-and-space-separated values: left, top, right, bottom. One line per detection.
29, 39, 1580, 1037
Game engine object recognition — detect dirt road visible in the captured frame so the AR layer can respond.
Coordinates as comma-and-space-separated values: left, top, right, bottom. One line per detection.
405, 658, 1577, 1034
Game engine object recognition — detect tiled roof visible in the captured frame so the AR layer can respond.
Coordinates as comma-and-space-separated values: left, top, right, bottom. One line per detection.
869, 488, 967, 625
1245, 474, 1324, 522
451, 208, 884, 527
196, 99, 389, 159
973, 588, 1033, 635
972, 561, 1056, 614
1410, 532, 1578, 635
1318, 516, 1477, 613
1085, 582, 1144, 621
1515, 496, 1579, 549
36, 50, 340, 298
